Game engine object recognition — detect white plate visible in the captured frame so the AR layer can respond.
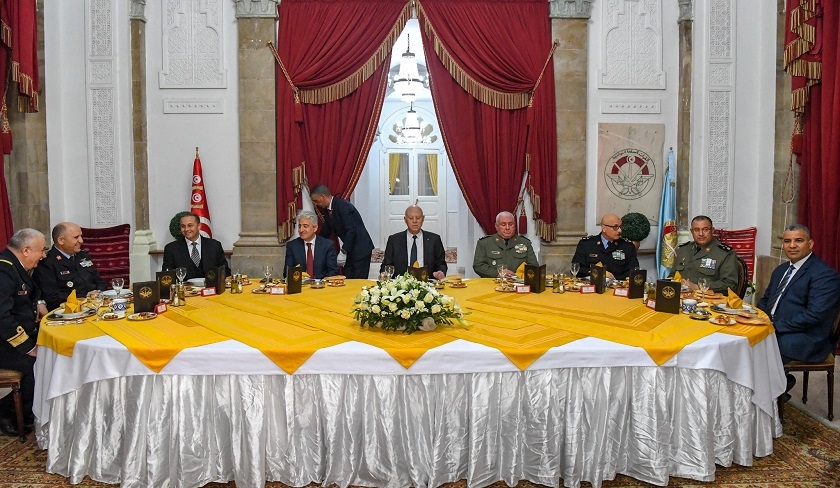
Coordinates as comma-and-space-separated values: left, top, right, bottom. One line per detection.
711, 304, 742, 315
187, 278, 206, 287
48, 307, 97, 320
709, 317, 736, 326
102, 289, 133, 298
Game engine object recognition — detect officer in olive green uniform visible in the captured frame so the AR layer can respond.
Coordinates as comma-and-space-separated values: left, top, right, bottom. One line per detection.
673, 225, 739, 294
473, 211, 538, 278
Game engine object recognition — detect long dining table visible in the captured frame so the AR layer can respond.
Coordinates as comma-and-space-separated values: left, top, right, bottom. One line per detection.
33, 278, 786, 488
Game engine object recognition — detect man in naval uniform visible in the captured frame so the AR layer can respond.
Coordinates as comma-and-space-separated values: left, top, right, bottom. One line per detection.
672, 215, 739, 294
473, 211, 538, 278
33, 222, 108, 310
571, 213, 639, 280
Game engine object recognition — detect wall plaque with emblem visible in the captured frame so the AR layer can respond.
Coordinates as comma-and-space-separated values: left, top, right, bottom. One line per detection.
590, 264, 607, 294
205, 266, 226, 294
156, 270, 177, 298
628, 268, 646, 299
524, 264, 546, 293
286, 265, 302, 294
654, 279, 680, 314
133, 281, 160, 313
407, 266, 429, 281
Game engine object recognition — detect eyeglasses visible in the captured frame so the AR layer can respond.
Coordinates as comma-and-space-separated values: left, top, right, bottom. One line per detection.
602, 224, 622, 231
691, 227, 712, 233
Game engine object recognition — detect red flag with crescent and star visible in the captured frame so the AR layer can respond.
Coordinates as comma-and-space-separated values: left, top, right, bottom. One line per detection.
191, 147, 213, 238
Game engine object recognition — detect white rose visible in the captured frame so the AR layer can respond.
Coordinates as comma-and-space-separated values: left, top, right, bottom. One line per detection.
370, 296, 380, 305
411, 289, 420, 298
370, 287, 381, 296
415, 300, 426, 311
431, 304, 441, 314
402, 295, 412, 304
400, 309, 412, 319
424, 293, 435, 303
371, 305, 381, 314
419, 317, 437, 331
361, 289, 369, 298
389, 302, 398, 312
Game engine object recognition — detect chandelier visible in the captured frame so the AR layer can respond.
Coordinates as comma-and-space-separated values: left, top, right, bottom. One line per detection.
391, 102, 437, 145
390, 34, 427, 103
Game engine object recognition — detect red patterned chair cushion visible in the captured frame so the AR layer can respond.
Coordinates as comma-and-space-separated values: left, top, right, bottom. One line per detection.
80, 224, 131, 284
713, 227, 757, 281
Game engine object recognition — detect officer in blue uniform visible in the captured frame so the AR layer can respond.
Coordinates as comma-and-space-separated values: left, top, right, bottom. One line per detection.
571, 213, 639, 280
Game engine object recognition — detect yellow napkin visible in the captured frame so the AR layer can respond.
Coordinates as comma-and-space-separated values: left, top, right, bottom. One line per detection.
726, 288, 743, 309
674, 271, 682, 283
412, 261, 420, 268
64, 290, 82, 313
515, 262, 526, 279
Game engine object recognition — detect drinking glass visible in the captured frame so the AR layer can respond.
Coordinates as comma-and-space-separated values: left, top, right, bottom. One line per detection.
384, 265, 395, 279
570, 262, 580, 280
497, 264, 508, 281
111, 277, 125, 297
175, 267, 187, 285
88, 293, 104, 311
698, 278, 709, 298
263, 265, 273, 283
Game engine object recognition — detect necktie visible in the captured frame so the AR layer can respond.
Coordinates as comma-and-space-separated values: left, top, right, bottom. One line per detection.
191, 242, 200, 267
410, 235, 418, 265
306, 242, 315, 277
770, 263, 795, 315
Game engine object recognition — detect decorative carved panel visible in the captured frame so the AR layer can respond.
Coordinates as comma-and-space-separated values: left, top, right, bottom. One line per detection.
601, 98, 661, 114
709, 0, 732, 58
160, 0, 227, 88
599, 0, 666, 89
163, 98, 225, 114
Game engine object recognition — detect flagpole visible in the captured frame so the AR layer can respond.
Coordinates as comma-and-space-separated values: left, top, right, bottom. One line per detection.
656, 148, 678, 279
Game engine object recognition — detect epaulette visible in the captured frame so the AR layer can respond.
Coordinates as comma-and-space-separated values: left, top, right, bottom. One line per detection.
718, 242, 732, 252
580, 234, 599, 241
619, 237, 633, 243
479, 235, 493, 241
678, 241, 694, 247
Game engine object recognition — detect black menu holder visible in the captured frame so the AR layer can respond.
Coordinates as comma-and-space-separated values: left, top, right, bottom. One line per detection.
590, 265, 607, 294
133, 281, 160, 313
407, 266, 429, 281
654, 279, 681, 314
628, 269, 647, 299
524, 264, 546, 293
286, 265, 302, 294
205, 266, 226, 294
156, 270, 176, 298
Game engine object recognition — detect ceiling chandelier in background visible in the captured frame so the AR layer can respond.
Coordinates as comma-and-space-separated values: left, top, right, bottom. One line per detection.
389, 34, 428, 103
390, 102, 437, 145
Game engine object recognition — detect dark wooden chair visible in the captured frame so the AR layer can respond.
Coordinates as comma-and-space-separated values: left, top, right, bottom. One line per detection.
80, 224, 131, 284
779, 311, 840, 422
733, 255, 749, 298
0, 369, 25, 441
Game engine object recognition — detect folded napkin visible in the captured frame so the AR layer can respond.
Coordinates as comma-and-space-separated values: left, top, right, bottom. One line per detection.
412, 261, 420, 268
64, 290, 82, 313
515, 262, 526, 279
674, 271, 682, 283
726, 288, 743, 309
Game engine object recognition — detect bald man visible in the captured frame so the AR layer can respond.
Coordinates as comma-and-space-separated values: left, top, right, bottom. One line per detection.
381, 205, 447, 279
572, 213, 639, 280
33, 222, 108, 310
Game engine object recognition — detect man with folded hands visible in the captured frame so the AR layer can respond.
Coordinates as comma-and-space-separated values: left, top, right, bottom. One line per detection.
0, 228, 49, 436
381, 205, 447, 280
757, 224, 840, 397
672, 215, 738, 294
33, 222, 108, 311
284, 210, 338, 280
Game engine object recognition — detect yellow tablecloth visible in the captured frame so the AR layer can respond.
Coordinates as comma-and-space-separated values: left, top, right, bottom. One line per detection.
38, 279, 774, 372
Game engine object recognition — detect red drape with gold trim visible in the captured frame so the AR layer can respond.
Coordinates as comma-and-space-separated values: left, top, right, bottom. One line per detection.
785, 0, 840, 271
275, 0, 409, 241
418, 0, 557, 239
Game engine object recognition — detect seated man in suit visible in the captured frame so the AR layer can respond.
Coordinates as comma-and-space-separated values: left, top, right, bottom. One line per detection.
284, 210, 338, 280
757, 223, 840, 396
162, 213, 230, 280
381, 205, 447, 280
571, 213, 639, 281
672, 215, 739, 294
33, 222, 108, 310
473, 211, 538, 278
310, 184, 375, 279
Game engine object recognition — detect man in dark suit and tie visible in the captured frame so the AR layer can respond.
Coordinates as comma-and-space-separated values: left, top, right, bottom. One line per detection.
284, 210, 338, 279
757, 223, 840, 396
162, 213, 230, 280
381, 205, 447, 279
310, 184, 374, 279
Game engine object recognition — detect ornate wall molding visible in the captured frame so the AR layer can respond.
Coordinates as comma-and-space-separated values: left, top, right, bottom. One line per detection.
548, 0, 592, 19
598, 0, 666, 89
601, 98, 661, 114
234, 0, 278, 18
678, 0, 693, 22
160, 0, 227, 88
87, 0, 118, 225
129, 0, 146, 22
163, 98, 225, 113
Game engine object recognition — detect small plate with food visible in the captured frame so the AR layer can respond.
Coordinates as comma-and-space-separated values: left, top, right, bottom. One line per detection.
127, 312, 158, 321
709, 315, 736, 326
98, 311, 123, 321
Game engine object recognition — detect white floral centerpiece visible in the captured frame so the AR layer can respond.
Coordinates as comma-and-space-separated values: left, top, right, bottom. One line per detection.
352, 274, 467, 333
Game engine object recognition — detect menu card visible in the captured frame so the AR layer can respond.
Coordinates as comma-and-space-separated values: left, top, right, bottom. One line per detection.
156, 270, 176, 298
590, 265, 607, 294
654, 279, 681, 314
628, 269, 646, 299
286, 265, 302, 294
407, 266, 429, 281
133, 281, 160, 313
524, 264, 546, 293
205, 266, 226, 295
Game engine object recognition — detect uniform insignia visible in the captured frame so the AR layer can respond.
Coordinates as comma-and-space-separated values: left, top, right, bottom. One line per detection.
589, 253, 599, 258
514, 243, 527, 253
60, 270, 71, 275
491, 260, 496, 266
490, 251, 501, 256
7, 326, 29, 348
80, 258, 94, 267
700, 259, 717, 270
56, 255, 62, 260
67, 281, 74, 288
612, 251, 625, 260
718, 243, 732, 252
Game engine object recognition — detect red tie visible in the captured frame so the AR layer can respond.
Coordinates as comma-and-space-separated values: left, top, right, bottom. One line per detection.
306, 242, 315, 277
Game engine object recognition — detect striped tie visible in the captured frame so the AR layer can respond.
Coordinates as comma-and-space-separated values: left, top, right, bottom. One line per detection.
770, 263, 795, 316
191, 242, 200, 267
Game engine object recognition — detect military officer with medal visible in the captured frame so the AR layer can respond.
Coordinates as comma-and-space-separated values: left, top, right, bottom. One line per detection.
672, 215, 739, 294
33, 222, 108, 310
572, 213, 639, 281
473, 211, 538, 278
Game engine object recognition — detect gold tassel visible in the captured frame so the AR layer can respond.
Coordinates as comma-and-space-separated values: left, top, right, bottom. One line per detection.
0, 22, 10, 48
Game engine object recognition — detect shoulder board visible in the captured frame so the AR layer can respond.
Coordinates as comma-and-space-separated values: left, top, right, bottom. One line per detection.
718, 242, 732, 251
679, 241, 693, 247
580, 234, 598, 241
619, 237, 633, 243
479, 235, 493, 241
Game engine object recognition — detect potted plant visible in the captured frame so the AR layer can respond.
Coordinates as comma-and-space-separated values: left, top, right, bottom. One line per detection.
621, 212, 651, 248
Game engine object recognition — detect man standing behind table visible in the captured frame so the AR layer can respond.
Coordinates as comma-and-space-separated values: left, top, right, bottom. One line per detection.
284, 210, 338, 280
381, 205, 447, 279
162, 213, 230, 280
571, 213, 639, 281
473, 211, 538, 278
757, 224, 840, 397
0, 228, 49, 436
33, 222, 108, 310
310, 184, 375, 279
672, 215, 738, 294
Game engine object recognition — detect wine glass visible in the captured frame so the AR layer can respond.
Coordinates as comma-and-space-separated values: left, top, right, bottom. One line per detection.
698, 278, 709, 298
570, 262, 580, 280
497, 264, 508, 282
111, 277, 125, 297
384, 265, 395, 279
175, 267, 187, 285
263, 265, 273, 283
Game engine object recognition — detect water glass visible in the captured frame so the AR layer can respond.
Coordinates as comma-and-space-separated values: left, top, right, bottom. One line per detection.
175, 267, 187, 284
263, 265, 273, 283
497, 265, 508, 281
111, 277, 125, 297
698, 278, 709, 298
570, 262, 580, 280
384, 265, 395, 279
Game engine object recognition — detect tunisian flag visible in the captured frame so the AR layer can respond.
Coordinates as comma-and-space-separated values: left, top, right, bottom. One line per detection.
191, 147, 213, 238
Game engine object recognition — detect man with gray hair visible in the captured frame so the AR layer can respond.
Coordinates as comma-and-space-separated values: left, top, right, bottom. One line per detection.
473, 211, 538, 278
0, 228, 49, 435
283, 210, 338, 280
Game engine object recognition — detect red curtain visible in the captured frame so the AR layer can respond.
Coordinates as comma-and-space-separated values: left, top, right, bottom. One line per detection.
418, 0, 557, 239
275, 0, 410, 240
786, 0, 840, 271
